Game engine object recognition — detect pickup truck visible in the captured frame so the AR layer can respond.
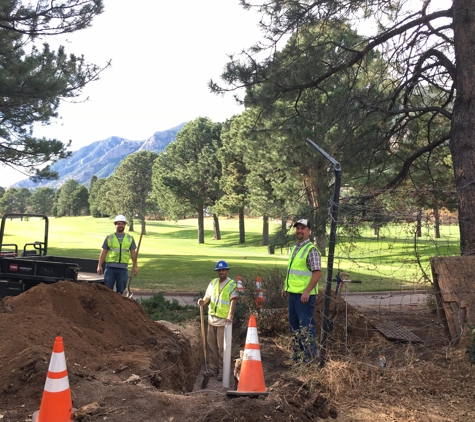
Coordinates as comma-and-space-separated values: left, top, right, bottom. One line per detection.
0, 213, 104, 298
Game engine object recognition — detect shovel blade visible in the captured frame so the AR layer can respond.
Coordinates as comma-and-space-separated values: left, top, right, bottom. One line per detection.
201, 373, 210, 389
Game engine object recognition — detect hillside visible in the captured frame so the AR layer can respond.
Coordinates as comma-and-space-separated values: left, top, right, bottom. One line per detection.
14, 122, 186, 189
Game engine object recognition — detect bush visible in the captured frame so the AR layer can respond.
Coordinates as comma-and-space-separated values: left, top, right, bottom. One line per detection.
139, 292, 199, 324
237, 267, 288, 336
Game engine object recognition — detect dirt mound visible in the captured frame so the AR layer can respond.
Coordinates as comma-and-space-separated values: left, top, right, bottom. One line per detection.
0, 282, 200, 420
0, 282, 334, 421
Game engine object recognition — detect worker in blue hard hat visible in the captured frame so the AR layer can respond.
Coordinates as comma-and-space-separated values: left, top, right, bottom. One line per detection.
197, 260, 238, 381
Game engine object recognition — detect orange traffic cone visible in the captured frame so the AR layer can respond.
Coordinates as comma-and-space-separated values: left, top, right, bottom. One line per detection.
32, 337, 74, 422
255, 276, 264, 309
237, 275, 244, 293
227, 315, 269, 397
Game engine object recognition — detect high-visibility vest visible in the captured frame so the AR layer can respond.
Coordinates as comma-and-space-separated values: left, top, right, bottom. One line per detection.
106, 233, 134, 264
209, 278, 237, 319
284, 242, 320, 294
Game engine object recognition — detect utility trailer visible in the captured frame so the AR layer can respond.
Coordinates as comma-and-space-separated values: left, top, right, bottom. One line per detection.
0, 213, 104, 298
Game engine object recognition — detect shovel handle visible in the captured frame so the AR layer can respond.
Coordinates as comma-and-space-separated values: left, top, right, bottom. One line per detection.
200, 305, 207, 361
124, 221, 145, 297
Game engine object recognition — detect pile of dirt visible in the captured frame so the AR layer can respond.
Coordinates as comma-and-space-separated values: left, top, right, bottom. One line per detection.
0, 281, 474, 421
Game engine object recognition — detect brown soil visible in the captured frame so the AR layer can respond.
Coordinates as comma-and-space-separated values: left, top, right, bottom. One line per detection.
0, 281, 474, 421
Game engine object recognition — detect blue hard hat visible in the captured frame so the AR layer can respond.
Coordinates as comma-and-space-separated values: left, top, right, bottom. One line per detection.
214, 260, 230, 271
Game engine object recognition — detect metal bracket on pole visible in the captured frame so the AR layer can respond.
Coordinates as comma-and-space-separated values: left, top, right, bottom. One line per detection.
305, 138, 342, 368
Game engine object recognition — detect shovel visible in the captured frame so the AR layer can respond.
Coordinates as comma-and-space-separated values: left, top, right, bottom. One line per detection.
123, 220, 145, 299
200, 304, 211, 389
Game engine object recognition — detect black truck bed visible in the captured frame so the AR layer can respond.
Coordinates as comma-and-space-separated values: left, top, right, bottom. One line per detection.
0, 255, 104, 298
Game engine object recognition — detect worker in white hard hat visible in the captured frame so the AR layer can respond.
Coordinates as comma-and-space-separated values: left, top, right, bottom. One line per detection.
97, 215, 138, 294
197, 260, 238, 381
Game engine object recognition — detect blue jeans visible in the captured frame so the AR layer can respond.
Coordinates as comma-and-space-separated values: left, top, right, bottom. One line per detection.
104, 266, 129, 294
288, 293, 318, 361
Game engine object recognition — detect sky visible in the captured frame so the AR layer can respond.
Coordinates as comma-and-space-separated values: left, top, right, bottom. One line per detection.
2, 0, 264, 187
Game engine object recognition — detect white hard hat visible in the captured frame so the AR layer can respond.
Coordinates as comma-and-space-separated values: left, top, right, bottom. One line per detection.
114, 215, 127, 224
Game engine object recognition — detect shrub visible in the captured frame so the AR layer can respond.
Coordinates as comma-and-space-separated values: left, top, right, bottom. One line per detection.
237, 267, 288, 336
139, 292, 199, 324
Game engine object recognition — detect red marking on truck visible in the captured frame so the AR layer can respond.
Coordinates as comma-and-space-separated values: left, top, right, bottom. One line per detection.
9, 264, 18, 271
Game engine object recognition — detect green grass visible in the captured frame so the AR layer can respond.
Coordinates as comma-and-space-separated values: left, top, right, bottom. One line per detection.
0, 215, 460, 293
0, 215, 288, 292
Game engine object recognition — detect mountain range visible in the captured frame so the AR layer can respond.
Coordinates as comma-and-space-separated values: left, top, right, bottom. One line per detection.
14, 122, 187, 189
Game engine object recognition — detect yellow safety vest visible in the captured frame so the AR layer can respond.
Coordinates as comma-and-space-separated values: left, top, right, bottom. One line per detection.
106, 233, 133, 264
284, 242, 320, 294
209, 278, 237, 319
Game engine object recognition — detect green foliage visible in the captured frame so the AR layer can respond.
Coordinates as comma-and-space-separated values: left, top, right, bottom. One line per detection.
105, 151, 158, 228
29, 187, 55, 214
237, 267, 288, 335
88, 178, 109, 218
139, 292, 199, 324
54, 179, 83, 216
0, 187, 32, 214
0, 1, 107, 180
152, 117, 223, 243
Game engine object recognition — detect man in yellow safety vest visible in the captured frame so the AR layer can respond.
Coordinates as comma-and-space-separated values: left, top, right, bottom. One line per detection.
281, 219, 322, 363
198, 260, 238, 381
97, 215, 138, 294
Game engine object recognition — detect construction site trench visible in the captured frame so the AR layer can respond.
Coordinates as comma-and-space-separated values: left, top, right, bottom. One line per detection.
1, 280, 475, 421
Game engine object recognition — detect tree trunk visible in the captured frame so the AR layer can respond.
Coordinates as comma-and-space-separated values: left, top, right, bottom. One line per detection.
197, 207, 205, 244
416, 210, 422, 238
213, 214, 221, 240
129, 219, 134, 232
315, 207, 327, 257
452, 0, 475, 255
239, 206, 245, 244
262, 215, 269, 246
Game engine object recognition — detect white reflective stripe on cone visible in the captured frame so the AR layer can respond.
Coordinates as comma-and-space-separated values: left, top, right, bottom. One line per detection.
49, 352, 67, 372
246, 327, 259, 344
44, 376, 70, 393
243, 349, 262, 361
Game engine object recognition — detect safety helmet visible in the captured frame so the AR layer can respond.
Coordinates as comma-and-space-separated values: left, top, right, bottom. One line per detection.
114, 215, 127, 224
214, 260, 230, 271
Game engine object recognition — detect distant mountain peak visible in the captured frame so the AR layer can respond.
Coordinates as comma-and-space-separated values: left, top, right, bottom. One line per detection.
14, 122, 187, 189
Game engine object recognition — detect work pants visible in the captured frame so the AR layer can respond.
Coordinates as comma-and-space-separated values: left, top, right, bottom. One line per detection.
288, 293, 318, 362
207, 323, 225, 376
104, 266, 128, 294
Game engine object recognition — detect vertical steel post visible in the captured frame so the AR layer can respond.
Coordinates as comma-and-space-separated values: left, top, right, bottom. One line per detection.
305, 138, 341, 368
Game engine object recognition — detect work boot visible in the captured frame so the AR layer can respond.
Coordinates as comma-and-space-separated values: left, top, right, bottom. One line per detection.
217, 373, 223, 381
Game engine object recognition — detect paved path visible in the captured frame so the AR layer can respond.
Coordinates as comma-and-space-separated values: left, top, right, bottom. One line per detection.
342, 290, 428, 308
134, 290, 428, 308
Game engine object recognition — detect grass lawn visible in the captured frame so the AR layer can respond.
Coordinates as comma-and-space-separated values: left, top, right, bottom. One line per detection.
0, 215, 460, 293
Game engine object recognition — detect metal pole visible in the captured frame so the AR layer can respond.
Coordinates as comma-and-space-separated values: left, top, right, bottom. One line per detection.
305, 138, 342, 368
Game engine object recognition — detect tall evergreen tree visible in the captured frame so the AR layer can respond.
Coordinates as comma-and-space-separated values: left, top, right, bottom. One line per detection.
30, 187, 55, 214
210, 1, 467, 250
153, 117, 222, 244
0, 1, 107, 181
108, 151, 158, 233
